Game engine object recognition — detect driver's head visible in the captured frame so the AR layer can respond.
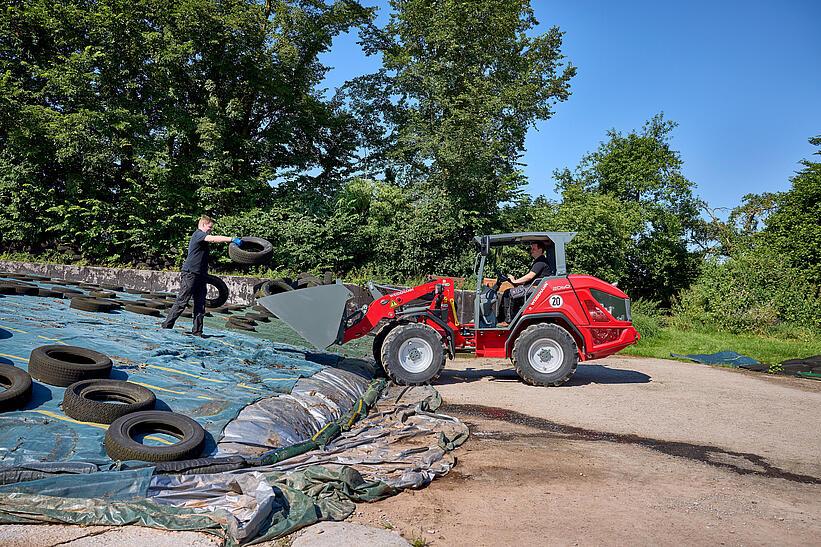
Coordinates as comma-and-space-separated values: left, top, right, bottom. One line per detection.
530, 241, 547, 258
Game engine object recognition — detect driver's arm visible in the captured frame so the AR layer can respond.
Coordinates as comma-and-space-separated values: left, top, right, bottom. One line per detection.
509, 271, 536, 286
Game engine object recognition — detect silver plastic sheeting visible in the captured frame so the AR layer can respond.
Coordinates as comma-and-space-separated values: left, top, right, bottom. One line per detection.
217, 363, 373, 457
260, 385, 469, 490
149, 471, 277, 542
144, 386, 468, 541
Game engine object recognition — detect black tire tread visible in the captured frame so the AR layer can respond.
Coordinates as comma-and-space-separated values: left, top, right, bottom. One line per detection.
63, 379, 156, 424
29, 345, 113, 387
512, 323, 578, 387
104, 411, 205, 462
0, 364, 33, 411
228, 236, 273, 265
380, 322, 446, 386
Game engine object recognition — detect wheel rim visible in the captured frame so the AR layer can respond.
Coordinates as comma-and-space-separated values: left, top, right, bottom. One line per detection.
397, 337, 434, 373
527, 338, 564, 374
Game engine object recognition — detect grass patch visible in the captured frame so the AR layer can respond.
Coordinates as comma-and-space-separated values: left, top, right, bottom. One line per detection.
622, 325, 821, 365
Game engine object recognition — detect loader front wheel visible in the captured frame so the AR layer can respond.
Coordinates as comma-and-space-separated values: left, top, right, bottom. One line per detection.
380, 323, 445, 385
512, 322, 578, 386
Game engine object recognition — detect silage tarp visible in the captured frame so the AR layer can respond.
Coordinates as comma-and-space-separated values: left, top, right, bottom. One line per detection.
0, 288, 350, 466
0, 275, 468, 543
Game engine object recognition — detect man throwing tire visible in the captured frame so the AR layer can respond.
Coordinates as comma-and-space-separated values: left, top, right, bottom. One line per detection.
162, 216, 241, 336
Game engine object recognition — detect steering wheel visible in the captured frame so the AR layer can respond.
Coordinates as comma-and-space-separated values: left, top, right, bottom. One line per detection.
493, 269, 508, 290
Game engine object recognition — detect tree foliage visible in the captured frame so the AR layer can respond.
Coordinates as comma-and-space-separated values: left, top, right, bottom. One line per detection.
342, 0, 575, 270
551, 115, 701, 303
0, 0, 370, 266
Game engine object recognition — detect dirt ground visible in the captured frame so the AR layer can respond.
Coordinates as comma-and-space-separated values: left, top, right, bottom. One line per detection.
349, 355, 821, 546
1, 355, 819, 546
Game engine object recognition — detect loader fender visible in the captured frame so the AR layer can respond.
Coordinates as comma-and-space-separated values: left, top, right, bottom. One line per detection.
506, 312, 586, 360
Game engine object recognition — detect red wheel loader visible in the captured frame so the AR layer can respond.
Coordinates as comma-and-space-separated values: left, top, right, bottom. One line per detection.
259, 232, 640, 386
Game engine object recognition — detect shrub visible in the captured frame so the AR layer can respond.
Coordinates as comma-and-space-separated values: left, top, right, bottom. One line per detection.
630, 298, 664, 339
672, 243, 821, 335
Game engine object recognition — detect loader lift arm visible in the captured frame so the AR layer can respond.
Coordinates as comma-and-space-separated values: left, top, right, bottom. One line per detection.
342, 278, 456, 357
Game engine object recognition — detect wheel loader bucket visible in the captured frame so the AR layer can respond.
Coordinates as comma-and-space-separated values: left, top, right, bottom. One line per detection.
257, 284, 353, 350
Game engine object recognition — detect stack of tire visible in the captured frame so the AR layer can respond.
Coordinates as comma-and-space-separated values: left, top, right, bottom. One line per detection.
123, 275, 229, 317
253, 271, 336, 300
0, 344, 205, 462
0, 277, 83, 300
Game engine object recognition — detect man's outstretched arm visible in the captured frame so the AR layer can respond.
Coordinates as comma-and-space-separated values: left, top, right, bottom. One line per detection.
204, 234, 241, 244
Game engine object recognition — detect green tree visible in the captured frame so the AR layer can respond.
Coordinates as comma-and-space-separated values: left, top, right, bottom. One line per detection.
344, 0, 575, 273
554, 115, 701, 303
764, 136, 821, 290
0, 0, 370, 266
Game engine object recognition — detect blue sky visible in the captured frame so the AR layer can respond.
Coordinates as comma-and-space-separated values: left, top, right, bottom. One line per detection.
319, 0, 821, 209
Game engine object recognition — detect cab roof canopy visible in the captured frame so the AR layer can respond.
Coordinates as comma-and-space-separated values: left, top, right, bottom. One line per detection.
473, 232, 577, 247
473, 232, 577, 276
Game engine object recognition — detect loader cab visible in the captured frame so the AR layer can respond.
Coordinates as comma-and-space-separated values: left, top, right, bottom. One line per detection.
472, 232, 576, 331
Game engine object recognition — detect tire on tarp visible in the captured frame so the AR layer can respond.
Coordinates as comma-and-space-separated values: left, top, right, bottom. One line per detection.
228, 236, 273, 265
0, 364, 33, 412
13, 283, 39, 296
29, 345, 113, 387
69, 297, 116, 313
0, 283, 21, 295
123, 304, 161, 317
205, 274, 229, 308
63, 379, 156, 424
104, 410, 206, 462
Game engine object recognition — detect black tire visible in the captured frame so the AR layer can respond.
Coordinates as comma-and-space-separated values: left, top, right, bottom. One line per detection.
137, 299, 169, 309
244, 313, 270, 323
125, 288, 149, 295
252, 304, 275, 317
69, 296, 116, 312
0, 283, 21, 295
104, 410, 205, 462
512, 323, 578, 387
296, 276, 321, 289
380, 323, 446, 385
53, 287, 84, 297
68, 296, 114, 312
372, 322, 402, 377
258, 279, 293, 297
37, 289, 62, 298
14, 283, 39, 296
226, 319, 255, 332
124, 304, 161, 317
228, 236, 273, 265
63, 379, 155, 424
204, 274, 229, 308
101, 284, 124, 292
29, 345, 113, 387
0, 364, 33, 411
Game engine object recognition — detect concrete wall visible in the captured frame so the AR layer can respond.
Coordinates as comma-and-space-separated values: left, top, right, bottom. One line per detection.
0, 261, 265, 305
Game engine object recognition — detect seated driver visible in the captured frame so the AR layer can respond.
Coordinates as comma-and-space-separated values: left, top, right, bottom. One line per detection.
499, 241, 554, 325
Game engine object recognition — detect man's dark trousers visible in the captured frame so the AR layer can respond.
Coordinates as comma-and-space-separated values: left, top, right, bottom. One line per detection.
162, 271, 207, 334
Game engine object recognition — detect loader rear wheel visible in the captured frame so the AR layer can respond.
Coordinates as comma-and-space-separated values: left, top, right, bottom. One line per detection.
380, 323, 445, 385
512, 323, 578, 387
